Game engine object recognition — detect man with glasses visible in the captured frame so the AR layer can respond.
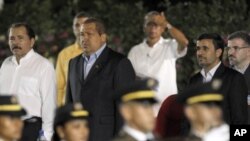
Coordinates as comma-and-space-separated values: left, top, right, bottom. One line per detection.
189, 33, 248, 124
227, 31, 250, 123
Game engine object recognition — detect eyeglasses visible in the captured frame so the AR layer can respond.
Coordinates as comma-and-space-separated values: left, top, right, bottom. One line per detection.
225, 46, 249, 52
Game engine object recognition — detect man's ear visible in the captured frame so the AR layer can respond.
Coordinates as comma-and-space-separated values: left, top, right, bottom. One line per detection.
101, 33, 107, 42
56, 126, 65, 139
216, 48, 222, 58
120, 104, 132, 121
184, 106, 196, 121
30, 38, 35, 48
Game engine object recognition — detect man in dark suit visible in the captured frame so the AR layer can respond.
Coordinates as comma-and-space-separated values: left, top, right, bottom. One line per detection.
113, 78, 158, 141
66, 17, 135, 141
189, 33, 248, 124
227, 31, 250, 123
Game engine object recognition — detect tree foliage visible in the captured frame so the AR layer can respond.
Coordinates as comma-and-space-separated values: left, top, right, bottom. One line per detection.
0, 0, 249, 90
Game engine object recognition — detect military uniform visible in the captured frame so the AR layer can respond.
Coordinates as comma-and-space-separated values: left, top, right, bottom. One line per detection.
52, 103, 89, 141
0, 95, 26, 141
176, 79, 229, 141
113, 78, 159, 141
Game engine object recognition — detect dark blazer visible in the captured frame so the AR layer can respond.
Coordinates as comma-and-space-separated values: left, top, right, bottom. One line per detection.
189, 63, 248, 124
66, 47, 136, 141
244, 64, 250, 94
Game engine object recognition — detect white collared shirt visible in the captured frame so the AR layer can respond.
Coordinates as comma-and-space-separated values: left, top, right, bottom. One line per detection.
201, 62, 221, 83
0, 49, 56, 140
124, 125, 154, 141
128, 37, 187, 114
203, 123, 229, 141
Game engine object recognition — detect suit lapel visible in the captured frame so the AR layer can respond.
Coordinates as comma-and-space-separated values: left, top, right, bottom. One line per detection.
84, 47, 109, 83
212, 63, 225, 80
75, 56, 84, 83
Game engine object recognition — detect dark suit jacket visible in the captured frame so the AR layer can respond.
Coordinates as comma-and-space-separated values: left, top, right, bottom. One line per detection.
244, 64, 250, 94
66, 47, 135, 141
189, 63, 248, 124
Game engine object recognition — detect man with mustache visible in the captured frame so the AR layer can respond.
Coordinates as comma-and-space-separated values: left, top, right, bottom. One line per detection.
227, 31, 250, 123
189, 33, 248, 124
0, 22, 56, 140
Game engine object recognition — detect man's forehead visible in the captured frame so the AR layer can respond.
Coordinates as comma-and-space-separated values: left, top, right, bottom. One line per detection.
74, 17, 88, 24
197, 39, 214, 46
228, 38, 245, 45
9, 26, 28, 36
80, 23, 96, 32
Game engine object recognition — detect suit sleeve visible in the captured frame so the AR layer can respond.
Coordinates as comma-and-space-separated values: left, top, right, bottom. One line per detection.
65, 59, 73, 104
114, 58, 136, 134
229, 73, 248, 124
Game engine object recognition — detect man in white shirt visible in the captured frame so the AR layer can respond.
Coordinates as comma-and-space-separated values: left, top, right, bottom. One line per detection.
0, 23, 56, 140
189, 33, 248, 124
128, 11, 189, 114
113, 78, 159, 141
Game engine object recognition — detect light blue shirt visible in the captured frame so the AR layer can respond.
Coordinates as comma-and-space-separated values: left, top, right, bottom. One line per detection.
82, 43, 106, 79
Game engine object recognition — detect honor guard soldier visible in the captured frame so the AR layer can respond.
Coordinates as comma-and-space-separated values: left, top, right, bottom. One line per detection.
113, 78, 159, 141
0, 95, 26, 141
52, 103, 89, 141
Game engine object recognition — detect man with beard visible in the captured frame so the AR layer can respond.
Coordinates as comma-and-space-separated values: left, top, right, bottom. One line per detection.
189, 33, 248, 124
227, 31, 250, 123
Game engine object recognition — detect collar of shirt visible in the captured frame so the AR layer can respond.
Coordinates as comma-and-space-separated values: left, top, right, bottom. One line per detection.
82, 43, 106, 61
233, 63, 249, 74
142, 37, 164, 57
201, 61, 221, 83
124, 125, 154, 141
11, 49, 35, 65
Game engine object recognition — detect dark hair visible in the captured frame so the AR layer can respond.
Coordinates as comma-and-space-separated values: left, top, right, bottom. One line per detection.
74, 11, 90, 19
83, 17, 106, 35
197, 33, 225, 60
8, 22, 35, 39
228, 31, 250, 46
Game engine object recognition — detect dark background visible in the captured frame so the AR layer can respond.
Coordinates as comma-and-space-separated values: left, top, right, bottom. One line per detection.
0, 0, 249, 91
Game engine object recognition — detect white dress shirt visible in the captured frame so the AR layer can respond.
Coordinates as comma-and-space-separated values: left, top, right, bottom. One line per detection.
124, 125, 154, 141
201, 62, 221, 83
0, 49, 56, 140
203, 123, 229, 141
128, 37, 187, 114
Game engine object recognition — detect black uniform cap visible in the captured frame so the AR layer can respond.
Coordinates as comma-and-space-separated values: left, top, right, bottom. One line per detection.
118, 78, 159, 104
0, 95, 26, 117
178, 79, 224, 105
54, 103, 89, 128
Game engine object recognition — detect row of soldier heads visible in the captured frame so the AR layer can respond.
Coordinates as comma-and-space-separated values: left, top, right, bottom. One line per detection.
0, 77, 225, 141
